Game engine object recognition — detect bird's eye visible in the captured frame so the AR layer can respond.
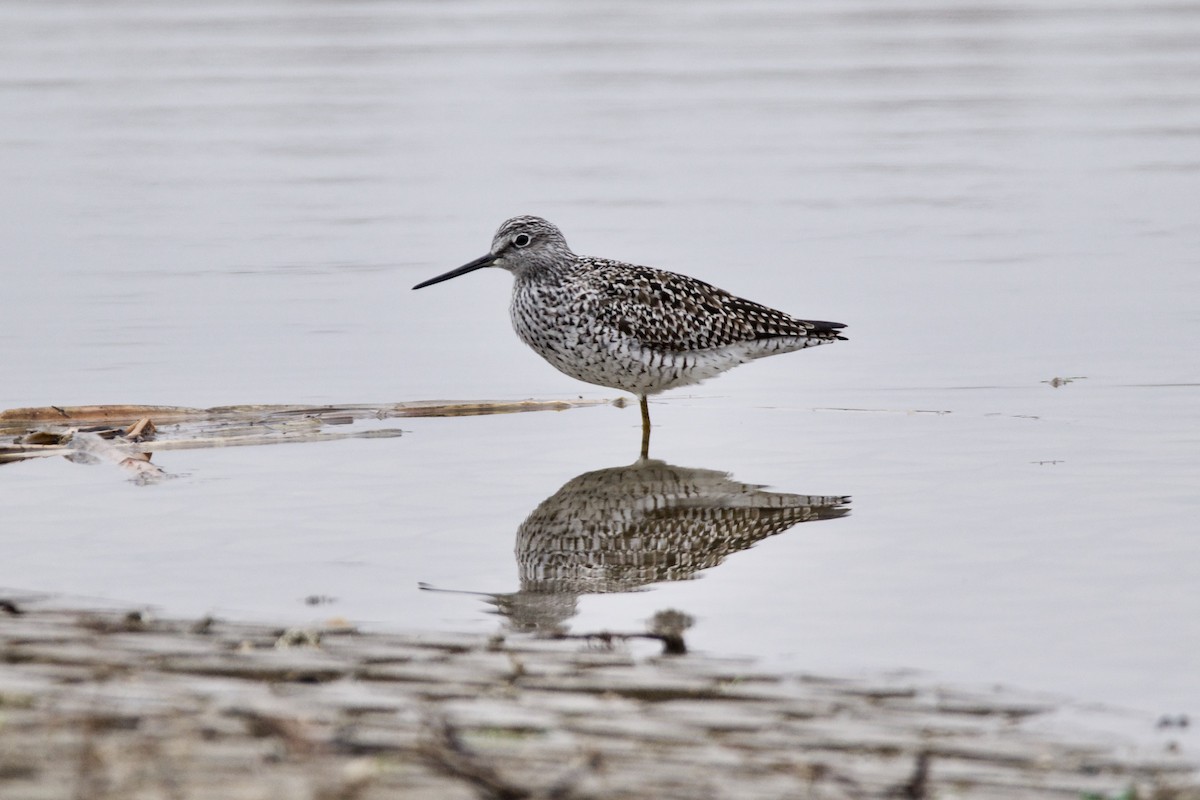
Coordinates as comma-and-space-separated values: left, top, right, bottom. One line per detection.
513, 233, 532, 248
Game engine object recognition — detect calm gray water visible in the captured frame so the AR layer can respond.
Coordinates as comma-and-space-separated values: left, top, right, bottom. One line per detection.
2, 1, 1198, 720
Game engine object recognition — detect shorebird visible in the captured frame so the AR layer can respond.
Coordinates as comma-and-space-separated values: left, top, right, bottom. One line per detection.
413, 216, 846, 454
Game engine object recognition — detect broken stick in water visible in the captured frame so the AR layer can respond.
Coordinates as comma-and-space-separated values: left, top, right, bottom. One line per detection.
0, 398, 613, 476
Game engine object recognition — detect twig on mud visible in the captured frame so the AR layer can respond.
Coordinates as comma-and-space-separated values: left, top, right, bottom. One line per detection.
887, 749, 931, 799
420, 715, 598, 800
545, 609, 695, 656
74, 716, 107, 800
228, 708, 320, 757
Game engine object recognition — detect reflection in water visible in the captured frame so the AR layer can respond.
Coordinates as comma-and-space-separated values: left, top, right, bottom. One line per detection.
489, 459, 849, 633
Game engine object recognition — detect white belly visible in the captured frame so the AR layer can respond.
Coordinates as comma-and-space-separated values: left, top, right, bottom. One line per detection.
510, 297, 750, 395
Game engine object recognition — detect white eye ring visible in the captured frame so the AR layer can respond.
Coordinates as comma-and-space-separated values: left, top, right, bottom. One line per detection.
513, 233, 532, 248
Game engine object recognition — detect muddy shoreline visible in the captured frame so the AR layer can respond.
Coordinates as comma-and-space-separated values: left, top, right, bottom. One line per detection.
1, 601, 1195, 799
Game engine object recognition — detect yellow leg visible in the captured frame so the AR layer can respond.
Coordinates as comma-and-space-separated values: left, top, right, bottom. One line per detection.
639, 395, 651, 460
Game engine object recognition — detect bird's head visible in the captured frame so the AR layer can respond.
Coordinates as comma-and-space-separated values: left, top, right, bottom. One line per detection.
412, 216, 573, 290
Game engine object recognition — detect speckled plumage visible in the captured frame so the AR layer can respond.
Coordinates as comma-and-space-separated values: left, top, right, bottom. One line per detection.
495, 457, 850, 632
414, 215, 846, 401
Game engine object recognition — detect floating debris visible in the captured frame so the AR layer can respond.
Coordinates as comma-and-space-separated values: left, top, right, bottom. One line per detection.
1043, 376, 1087, 388
0, 399, 610, 479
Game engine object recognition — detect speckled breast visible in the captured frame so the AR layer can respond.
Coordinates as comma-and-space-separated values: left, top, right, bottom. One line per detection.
509, 282, 743, 396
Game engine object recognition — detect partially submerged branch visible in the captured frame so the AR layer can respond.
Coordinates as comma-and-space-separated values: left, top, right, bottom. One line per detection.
1, 398, 612, 429
0, 399, 613, 479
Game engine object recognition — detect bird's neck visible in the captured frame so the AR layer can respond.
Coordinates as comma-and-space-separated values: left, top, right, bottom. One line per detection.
514, 257, 575, 288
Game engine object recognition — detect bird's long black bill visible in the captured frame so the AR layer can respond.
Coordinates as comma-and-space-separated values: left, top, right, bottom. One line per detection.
412, 253, 496, 290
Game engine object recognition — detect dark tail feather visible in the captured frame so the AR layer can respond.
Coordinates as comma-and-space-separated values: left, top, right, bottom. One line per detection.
808, 319, 847, 341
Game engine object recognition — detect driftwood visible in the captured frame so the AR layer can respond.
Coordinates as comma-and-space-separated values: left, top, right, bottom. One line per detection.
0, 399, 611, 479
0, 399, 611, 427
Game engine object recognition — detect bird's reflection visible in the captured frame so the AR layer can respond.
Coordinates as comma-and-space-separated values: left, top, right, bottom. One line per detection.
481, 458, 850, 633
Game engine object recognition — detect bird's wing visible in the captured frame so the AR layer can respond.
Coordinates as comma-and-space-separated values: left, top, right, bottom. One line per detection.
579, 259, 845, 352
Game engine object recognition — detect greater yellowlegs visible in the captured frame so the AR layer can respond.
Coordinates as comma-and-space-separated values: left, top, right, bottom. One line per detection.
413, 216, 846, 453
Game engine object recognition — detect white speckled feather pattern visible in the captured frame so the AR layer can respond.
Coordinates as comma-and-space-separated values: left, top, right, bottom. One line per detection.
416, 215, 846, 399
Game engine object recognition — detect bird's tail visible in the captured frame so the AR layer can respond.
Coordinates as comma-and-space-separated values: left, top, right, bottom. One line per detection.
807, 320, 847, 341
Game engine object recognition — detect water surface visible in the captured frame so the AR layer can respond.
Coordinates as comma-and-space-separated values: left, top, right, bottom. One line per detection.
2, 0, 1198, 721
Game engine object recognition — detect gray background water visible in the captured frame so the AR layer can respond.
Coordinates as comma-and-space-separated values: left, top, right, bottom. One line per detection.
2, 1, 1198, 718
